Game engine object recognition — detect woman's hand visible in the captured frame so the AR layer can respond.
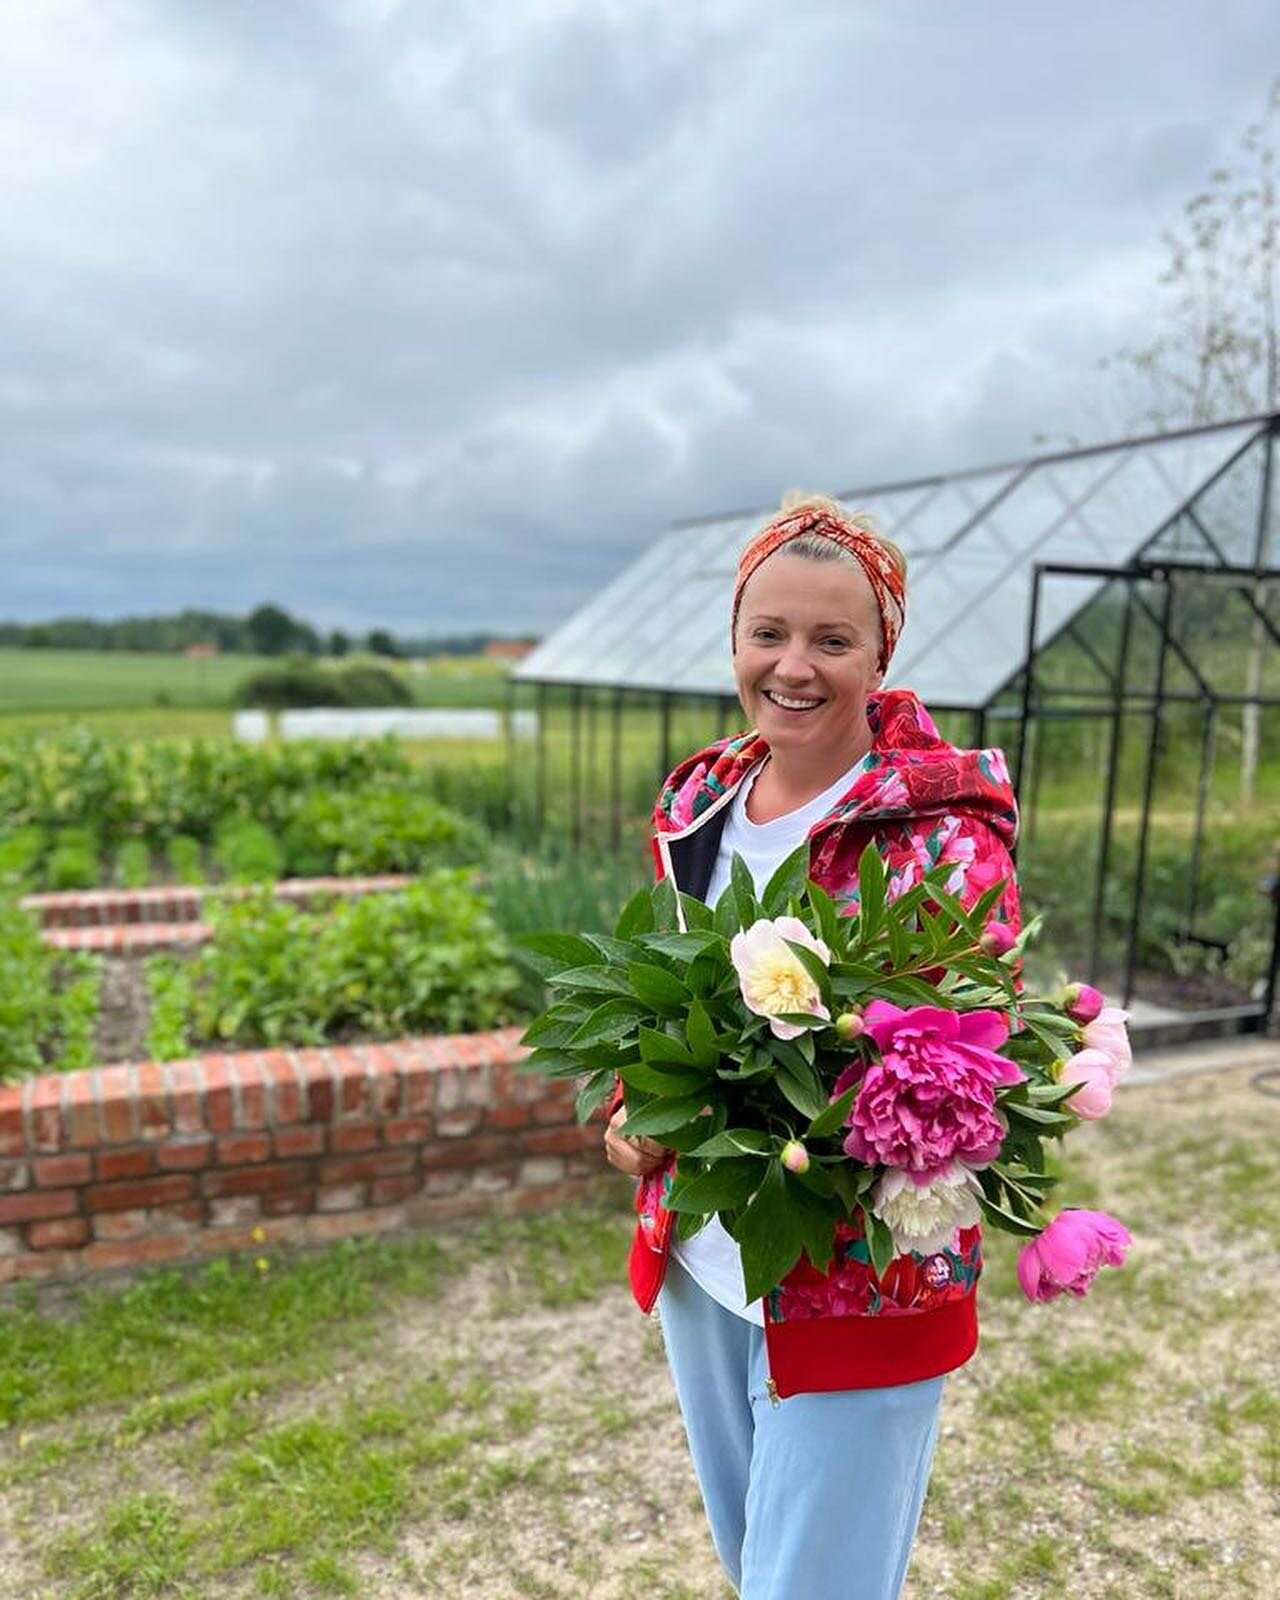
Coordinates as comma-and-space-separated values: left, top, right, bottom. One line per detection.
603, 1105, 669, 1177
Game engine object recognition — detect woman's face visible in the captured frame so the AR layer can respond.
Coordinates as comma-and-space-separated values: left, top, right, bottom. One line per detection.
733, 553, 884, 757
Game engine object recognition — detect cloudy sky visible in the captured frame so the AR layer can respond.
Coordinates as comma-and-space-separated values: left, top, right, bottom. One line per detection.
3, 0, 1276, 635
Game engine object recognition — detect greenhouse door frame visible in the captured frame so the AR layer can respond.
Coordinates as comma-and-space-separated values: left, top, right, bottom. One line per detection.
1006, 555, 1280, 1035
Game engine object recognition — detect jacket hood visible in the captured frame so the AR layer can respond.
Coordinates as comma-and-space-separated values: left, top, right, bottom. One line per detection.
653, 688, 1018, 848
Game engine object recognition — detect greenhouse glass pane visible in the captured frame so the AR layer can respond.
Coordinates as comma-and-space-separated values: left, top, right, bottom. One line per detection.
518, 419, 1271, 710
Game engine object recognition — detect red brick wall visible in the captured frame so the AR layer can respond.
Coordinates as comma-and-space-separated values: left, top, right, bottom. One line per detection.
23, 875, 413, 932
0, 1030, 608, 1285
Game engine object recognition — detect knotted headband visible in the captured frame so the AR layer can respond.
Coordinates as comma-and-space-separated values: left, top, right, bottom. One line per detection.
731, 503, 907, 674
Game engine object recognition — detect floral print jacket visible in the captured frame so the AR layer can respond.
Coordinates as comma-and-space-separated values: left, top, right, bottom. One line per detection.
634, 688, 1021, 1397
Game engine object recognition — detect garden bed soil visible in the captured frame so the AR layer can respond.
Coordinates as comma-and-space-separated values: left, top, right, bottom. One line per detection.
94, 952, 154, 1065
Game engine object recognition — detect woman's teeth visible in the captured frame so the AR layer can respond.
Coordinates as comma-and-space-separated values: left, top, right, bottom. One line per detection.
764, 691, 823, 711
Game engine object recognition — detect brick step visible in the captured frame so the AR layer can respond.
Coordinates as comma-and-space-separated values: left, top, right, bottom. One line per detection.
22, 874, 413, 930
44, 921, 212, 955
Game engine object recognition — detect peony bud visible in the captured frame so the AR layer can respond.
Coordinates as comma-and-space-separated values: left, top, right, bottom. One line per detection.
1058, 1048, 1116, 1119
780, 1140, 810, 1174
979, 920, 1017, 957
834, 1010, 865, 1041
1063, 982, 1104, 1024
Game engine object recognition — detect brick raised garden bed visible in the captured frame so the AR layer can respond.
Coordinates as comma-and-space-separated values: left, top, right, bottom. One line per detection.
23, 876, 413, 953
0, 1029, 607, 1287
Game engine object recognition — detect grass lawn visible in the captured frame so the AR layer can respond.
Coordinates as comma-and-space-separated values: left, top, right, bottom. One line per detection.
1, 1053, 1276, 1599
0, 651, 510, 722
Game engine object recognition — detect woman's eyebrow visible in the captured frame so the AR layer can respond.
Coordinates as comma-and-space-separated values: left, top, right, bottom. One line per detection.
748, 613, 859, 630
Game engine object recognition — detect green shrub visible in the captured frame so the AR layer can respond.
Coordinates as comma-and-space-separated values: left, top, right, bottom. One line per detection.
0, 729, 411, 848
0, 826, 46, 890
0, 897, 55, 1077
0, 898, 102, 1080
233, 660, 410, 709
56, 954, 101, 1072
115, 839, 152, 889
281, 788, 486, 877
416, 760, 513, 835
213, 819, 284, 884
145, 957, 194, 1061
190, 874, 520, 1048
47, 827, 101, 890
333, 663, 412, 707
165, 834, 205, 885
233, 662, 336, 709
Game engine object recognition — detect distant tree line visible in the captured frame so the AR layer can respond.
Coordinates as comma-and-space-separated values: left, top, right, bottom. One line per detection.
0, 604, 537, 659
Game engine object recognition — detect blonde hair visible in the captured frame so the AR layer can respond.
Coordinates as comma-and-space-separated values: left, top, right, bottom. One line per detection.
773, 490, 908, 586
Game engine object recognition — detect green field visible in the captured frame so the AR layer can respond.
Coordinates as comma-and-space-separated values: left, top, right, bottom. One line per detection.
0, 649, 511, 721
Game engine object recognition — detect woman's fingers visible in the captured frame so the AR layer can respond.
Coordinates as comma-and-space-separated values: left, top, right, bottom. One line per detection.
604, 1105, 668, 1176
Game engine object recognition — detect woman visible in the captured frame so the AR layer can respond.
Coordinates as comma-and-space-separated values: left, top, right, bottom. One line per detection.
604, 492, 1021, 1600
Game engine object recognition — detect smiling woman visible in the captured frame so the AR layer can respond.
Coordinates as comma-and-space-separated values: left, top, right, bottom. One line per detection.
602, 490, 1021, 1600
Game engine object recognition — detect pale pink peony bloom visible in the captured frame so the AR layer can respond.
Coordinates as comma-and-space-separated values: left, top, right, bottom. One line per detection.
1059, 1047, 1116, 1119
730, 917, 832, 1040
1016, 1209, 1131, 1302
1081, 1006, 1132, 1083
843, 1002, 1021, 1176
1063, 982, 1104, 1024
870, 1161, 983, 1256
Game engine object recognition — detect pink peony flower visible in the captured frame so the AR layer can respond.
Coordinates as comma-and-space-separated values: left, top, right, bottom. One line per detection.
843, 1002, 1022, 1177
1059, 1047, 1116, 1119
1016, 1209, 1131, 1302
730, 917, 832, 1040
1063, 982, 1104, 1024
1081, 1006, 1131, 1083
979, 919, 1017, 957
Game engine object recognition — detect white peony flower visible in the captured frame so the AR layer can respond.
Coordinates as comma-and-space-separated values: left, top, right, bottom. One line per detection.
870, 1162, 983, 1257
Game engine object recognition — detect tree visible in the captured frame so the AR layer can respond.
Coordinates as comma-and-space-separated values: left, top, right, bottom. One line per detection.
1105, 78, 1278, 804
328, 628, 351, 658
246, 603, 301, 656
365, 628, 398, 658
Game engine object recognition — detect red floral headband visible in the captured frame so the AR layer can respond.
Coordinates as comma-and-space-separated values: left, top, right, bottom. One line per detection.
731, 504, 906, 673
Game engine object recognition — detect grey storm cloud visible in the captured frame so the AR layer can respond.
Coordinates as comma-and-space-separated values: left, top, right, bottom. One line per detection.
2, 0, 1276, 633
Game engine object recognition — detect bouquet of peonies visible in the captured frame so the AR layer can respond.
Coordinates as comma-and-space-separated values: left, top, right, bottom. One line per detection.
517, 844, 1131, 1305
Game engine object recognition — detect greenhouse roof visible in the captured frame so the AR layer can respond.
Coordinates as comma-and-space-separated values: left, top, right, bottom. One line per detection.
515, 415, 1274, 712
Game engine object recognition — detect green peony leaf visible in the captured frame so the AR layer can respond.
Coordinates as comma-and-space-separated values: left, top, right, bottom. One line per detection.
732, 1163, 805, 1303
627, 962, 691, 1014
761, 843, 812, 918
614, 886, 656, 940
617, 1094, 709, 1137
667, 1157, 766, 1215
805, 1084, 859, 1139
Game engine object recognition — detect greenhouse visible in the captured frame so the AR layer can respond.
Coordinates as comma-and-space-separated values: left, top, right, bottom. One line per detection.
511, 413, 1280, 1035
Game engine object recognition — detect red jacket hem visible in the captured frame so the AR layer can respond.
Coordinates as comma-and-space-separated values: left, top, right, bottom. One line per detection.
762, 1293, 979, 1396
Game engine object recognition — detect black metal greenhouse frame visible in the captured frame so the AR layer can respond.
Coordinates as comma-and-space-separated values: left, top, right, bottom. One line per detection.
510, 413, 1280, 1037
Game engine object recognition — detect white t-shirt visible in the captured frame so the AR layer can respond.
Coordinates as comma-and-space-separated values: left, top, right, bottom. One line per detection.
672, 752, 872, 1321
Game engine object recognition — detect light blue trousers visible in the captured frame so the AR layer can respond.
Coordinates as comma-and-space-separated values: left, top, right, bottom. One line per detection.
658, 1258, 943, 1600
